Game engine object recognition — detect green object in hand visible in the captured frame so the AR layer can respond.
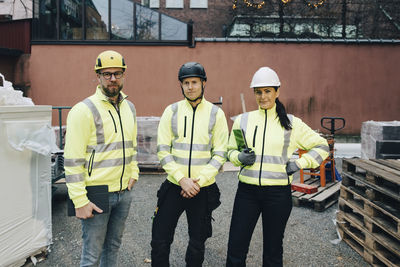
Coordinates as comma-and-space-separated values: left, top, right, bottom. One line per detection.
233, 129, 248, 152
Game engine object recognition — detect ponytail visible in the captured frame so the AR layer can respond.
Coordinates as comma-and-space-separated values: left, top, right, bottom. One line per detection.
275, 98, 292, 130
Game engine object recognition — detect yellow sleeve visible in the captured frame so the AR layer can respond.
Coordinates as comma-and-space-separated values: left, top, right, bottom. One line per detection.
64, 103, 91, 208
292, 117, 329, 169
130, 105, 139, 180
227, 115, 242, 166
197, 108, 229, 186
157, 106, 186, 183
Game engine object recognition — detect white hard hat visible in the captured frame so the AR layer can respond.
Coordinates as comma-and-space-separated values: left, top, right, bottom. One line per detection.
250, 67, 281, 88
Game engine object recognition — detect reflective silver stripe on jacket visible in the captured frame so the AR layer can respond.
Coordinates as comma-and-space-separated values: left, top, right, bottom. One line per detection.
254, 155, 285, 165
66, 173, 85, 183
209, 158, 222, 169
240, 112, 249, 135
208, 105, 219, 141
82, 98, 136, 171
241, 169, 288, 180
282, 115, 293, 162
166, 102, 220, 166
64, 158, 86, 167
173, 156, 210, 165
82, 98, 104, 144
240, 113, 293, 163
306, 150, 324, 165
213, 151, 226, 158
126, 100, 136, 124
160, 155, 174, 166
172, 141, 211, 151
171, 103, 179, 138
86, 155, 133, 169
315, 144, 329, 152
157, 144, 171, 152
86, 141, 134, 153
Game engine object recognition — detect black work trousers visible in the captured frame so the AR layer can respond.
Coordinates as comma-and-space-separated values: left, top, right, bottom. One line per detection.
151, 182, 211, 267
226, 182, 292, 267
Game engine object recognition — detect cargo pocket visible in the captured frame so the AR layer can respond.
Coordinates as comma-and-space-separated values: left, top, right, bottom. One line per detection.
205, 183, 221, 238
152, 180, 172, 221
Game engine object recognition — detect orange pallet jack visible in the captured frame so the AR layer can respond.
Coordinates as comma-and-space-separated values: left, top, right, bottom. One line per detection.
291, 117, 345, 193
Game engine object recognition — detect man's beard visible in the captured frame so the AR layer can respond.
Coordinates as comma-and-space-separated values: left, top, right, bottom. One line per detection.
102, 83, 123, 98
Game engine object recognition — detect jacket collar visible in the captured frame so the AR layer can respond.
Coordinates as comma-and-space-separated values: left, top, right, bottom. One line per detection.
184, 96, 206, 109
258, 103, 277, 118
95, 86, 127, 104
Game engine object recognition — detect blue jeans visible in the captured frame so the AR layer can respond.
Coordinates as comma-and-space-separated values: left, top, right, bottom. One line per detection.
80, 190, 133, 267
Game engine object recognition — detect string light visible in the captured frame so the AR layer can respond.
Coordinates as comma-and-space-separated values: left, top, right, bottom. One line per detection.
232, 0, 325, 10
232, 0, 265, 10
306, 0, 325, 8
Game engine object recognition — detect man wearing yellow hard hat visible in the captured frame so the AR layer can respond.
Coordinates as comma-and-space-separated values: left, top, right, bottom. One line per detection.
64, 50, 139, 266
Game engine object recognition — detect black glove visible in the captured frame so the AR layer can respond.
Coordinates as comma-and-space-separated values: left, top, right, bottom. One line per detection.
238, 148, 256, 166
286, 161, 300, 176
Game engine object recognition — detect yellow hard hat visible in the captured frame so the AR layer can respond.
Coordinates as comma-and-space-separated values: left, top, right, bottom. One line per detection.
94, 50, 127, 72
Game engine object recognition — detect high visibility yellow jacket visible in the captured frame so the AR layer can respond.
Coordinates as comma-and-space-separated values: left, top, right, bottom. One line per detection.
64, 87, 139, 208
157, 98, 228, 187
228, 105, 329, 186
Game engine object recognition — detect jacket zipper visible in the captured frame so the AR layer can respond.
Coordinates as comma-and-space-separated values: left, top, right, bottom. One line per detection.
114, 103, 126, 192
88, 149, 95, 177
108, 110, 117, 133
188, 106, 197, 178
252, 126, 258, 147
259, 110, 267, 186
184, 116, 187, 138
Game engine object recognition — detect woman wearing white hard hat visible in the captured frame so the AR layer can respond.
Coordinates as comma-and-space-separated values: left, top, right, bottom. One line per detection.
226, 67, 329, 267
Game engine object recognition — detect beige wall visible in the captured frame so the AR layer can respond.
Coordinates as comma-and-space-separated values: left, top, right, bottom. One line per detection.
30, 42, 400, 134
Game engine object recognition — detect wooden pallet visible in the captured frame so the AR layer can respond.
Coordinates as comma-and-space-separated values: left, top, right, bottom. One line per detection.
337, 213, 400, 267
338, 194, 400, 241
371, 159, 400, 172
291, 177, 341, 211
342, 159, 400, 202
340, 180, 400, 221
138, 162, 165, 174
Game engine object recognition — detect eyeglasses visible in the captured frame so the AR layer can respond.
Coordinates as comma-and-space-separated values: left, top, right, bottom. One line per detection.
100, 71, 124, 80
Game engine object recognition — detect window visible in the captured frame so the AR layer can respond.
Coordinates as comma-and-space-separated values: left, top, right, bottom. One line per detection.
166, 0, 183, 9
161, 14, 187, 40
111, 0, 134, 40
136, 4, 159, 40
33, 0, 57, 39
190, 0, 207, 9
32, 0, 191, 44
86, 0, 109, 40
150, 0, 160, 8
60, 0, 82, 40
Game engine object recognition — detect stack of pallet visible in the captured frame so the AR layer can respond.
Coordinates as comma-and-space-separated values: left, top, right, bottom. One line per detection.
337, 158, 400, 266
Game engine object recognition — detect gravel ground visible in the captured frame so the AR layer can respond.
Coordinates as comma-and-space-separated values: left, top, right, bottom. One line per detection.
35, 166, 367, 267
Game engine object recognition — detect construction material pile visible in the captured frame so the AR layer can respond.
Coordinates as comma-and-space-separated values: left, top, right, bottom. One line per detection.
0, 73, 34, 106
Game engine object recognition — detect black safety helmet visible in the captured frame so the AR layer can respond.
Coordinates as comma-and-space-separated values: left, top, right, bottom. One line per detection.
178, 62, 207, 82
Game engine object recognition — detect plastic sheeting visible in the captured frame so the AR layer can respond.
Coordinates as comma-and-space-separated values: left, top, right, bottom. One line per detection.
0, 73, 34, 106
361, 120, 400, 159
137, 117, 160, 168
0, 106, 53, 266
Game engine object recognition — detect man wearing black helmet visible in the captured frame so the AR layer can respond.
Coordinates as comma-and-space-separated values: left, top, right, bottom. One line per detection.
151, 62, 229, 266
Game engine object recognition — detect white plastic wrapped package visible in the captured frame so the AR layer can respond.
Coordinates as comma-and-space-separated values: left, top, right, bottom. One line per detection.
0, 106, 53, 266
361, 120, 400, 159
0, 73, 34, 106
137, 117, 161, 168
